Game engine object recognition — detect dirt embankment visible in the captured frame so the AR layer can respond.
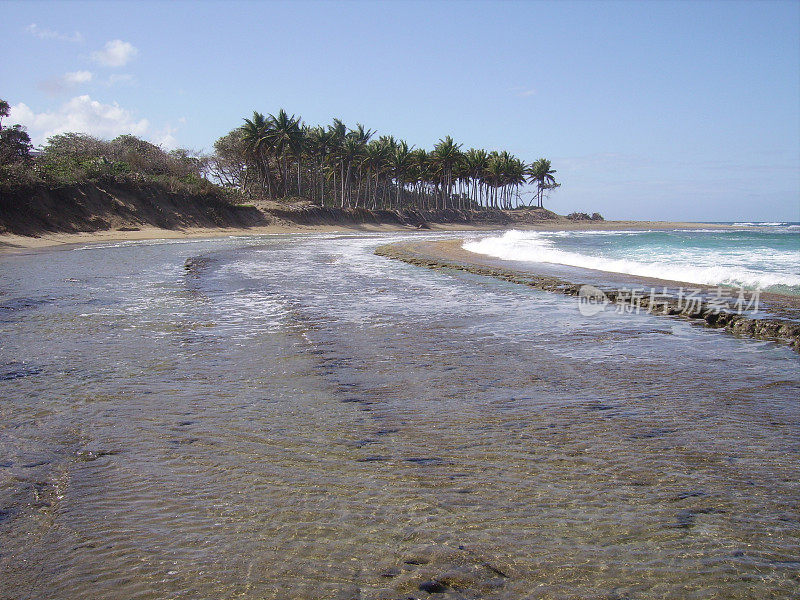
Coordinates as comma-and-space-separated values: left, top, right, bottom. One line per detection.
0, 182, 564, 238
0, 182, 268, 236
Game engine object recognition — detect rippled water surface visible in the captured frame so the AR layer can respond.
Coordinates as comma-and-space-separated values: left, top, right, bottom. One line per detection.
1, 232, 798, 599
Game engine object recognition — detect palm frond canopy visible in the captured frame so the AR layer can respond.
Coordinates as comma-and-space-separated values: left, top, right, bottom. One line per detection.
225, 107, 560, 209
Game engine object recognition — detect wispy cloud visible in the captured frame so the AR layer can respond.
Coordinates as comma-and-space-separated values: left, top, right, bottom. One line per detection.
38, 71, 94, 95
64, 71, 93, 85
509, 86, 537, 98
105, 73, 136, 87
26, 23, 83, 43
91, 40, 138, 67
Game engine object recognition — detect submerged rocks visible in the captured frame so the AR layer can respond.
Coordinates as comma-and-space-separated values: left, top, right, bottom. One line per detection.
0, 363, 43, 381
75, 448, 119, 462
418, 579, 448, 593
376, 543, 511, 598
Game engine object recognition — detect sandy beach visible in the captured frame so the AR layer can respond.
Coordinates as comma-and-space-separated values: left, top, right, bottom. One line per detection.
0, 219, 737, 255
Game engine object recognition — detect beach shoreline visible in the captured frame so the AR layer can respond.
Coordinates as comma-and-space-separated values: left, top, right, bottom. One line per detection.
375, 238, 800, 351
0, 218, 739, 256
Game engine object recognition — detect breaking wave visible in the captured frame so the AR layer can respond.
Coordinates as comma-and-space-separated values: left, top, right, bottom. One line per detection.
463, 230, 800, 293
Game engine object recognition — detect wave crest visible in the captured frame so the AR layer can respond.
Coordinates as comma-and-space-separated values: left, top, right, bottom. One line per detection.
462, 230, 800, 292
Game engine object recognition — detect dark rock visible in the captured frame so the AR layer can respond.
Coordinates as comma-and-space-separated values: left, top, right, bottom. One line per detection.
168, 437, 199, 446
675, 509, 696, 528
405, 457, 443, 466
0, 365, 43, 381
374, 428, 399, 436
418, 580, 448, 593
357, 455, 390, 462
21, 460, 49, 468
76, 449, 119, 462
671, 490, 707, 501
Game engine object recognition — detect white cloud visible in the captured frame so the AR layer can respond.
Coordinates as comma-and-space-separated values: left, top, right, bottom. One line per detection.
154, 125, 179, 150
64, 71, 93, 85
91, 40, 138, 67
26, 23, 83, 43
10, 96, 149, 146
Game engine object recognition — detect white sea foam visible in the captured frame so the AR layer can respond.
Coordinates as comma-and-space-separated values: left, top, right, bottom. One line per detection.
463, 230, 800, 291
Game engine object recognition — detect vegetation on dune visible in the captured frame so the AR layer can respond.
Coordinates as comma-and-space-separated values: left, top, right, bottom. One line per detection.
0, 99, 214, 196
211, 108, 560, 210
0, 133, 214, 197
1, 98, 561, 210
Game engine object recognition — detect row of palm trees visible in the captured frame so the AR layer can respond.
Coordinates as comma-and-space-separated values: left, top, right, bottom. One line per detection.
230, 109, 559, 210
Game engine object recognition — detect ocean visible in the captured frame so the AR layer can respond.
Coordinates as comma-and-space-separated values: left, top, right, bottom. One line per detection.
0, 230, 798, 599
463, 223, 800, 296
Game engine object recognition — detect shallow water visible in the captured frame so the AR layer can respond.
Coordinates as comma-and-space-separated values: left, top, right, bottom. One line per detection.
1, 232, 798, 599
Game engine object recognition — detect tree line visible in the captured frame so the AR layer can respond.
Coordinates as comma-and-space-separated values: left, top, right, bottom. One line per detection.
0, 98, 211, 194
210, 109, 560, 210
1, 99, 560, 210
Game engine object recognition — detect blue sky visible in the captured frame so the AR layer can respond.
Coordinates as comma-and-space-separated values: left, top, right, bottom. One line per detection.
3, 0, 799, 221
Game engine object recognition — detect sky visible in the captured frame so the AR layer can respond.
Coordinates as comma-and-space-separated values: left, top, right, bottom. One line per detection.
2, 0, 799, 221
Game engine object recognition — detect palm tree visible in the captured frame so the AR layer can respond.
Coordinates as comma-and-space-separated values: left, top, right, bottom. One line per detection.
503, 154, 527, 208
432, 136, 462, 209
485, 152, 504, 208
527, 158, 558, 208
409, 148, 431, 209
266, 109, 301, 196
239, 111, 274, 197
340, 135, 364, 207
463, 148, 489, 207
328, 118, 347, 206
228, 108, 558, 210
390, 140, 413, 209
351, 125, 373, 205
306, 126, 333, 204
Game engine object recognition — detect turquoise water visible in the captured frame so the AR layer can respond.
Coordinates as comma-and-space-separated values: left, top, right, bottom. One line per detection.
464, 224, 800, 295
